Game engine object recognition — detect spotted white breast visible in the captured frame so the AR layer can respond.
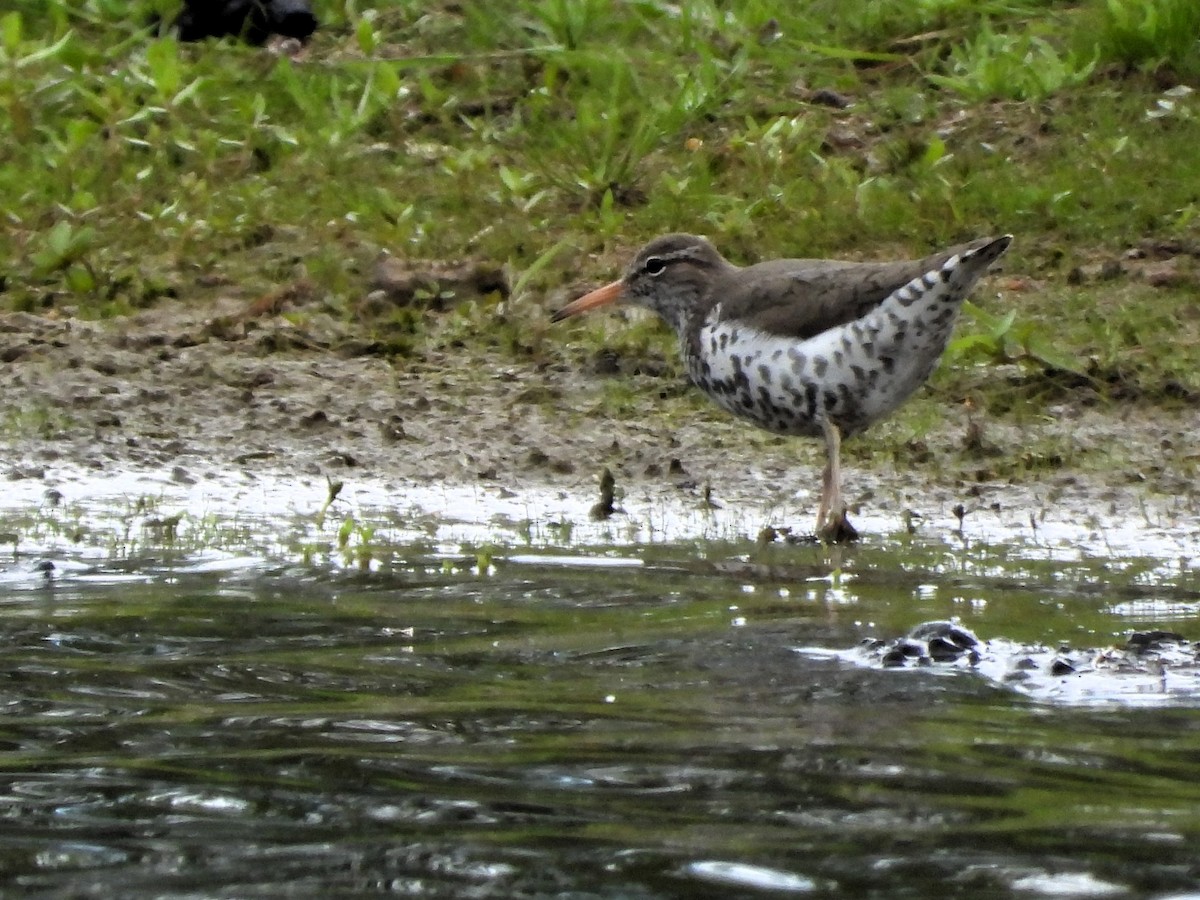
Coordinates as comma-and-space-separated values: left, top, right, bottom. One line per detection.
684, 251, 978, 438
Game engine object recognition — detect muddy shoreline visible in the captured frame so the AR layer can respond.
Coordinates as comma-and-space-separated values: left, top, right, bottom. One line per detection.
3, 304, 1199, 544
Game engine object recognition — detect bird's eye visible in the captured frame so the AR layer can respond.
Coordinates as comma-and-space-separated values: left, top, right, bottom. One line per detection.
644, 256, 667, 275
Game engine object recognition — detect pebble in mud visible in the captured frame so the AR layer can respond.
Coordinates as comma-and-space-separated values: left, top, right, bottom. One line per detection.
589, 467, 617, 520
7, 467, 46, 481
379, 416, 407, 444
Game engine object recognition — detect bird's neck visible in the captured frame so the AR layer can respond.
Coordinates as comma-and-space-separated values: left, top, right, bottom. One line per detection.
651, 301, 707, 341
675, 303, 718, 366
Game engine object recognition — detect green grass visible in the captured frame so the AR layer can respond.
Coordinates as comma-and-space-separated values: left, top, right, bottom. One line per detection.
2, 0, 1199, 409
1090, 0, 1200, 77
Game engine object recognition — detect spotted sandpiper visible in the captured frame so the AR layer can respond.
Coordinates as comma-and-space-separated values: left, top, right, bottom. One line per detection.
551, 233, 1013, 542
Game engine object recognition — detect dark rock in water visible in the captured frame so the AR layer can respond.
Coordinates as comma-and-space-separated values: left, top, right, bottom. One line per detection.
817, 623, 1200, 704
880, 648, 908, 668
859, 621, 983, 669
173, 0, 317, 45
1126, 630, 1185, 653
927, 636, 966, 662
909, 620, 979, 649
1050, 658, 1076, 676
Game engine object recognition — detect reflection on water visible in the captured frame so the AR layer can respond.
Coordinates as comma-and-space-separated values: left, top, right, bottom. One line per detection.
1, 469, 1200, 897
1, 534, 1199, 898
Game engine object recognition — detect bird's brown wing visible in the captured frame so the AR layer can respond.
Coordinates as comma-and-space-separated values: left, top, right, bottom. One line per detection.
714, 239, 992, 341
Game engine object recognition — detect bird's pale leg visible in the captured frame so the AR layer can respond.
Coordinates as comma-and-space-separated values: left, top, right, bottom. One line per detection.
815, 453, 833, 532
815, 417, 841, 530
816, 418, 858, 543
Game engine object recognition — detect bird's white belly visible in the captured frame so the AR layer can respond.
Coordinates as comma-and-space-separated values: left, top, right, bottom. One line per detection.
686, 282, 964, 437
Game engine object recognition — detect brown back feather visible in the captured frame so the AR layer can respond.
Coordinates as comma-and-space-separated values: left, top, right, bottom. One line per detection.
712, 239, 993, 341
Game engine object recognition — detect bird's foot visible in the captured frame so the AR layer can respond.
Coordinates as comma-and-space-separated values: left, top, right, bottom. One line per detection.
816, 509, 859, 544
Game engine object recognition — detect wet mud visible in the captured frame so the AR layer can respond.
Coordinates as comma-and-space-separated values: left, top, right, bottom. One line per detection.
3, 304, 1199, 545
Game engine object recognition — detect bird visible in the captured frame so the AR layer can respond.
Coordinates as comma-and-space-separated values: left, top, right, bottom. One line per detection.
551, 232, 1013, 542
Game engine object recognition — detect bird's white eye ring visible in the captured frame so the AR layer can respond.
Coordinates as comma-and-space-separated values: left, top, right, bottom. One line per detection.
644, 257, 667, 275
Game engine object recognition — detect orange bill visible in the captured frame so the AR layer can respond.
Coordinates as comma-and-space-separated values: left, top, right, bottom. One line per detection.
550, 279, 624, 322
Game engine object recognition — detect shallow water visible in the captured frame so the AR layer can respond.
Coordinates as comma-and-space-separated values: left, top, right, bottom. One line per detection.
2, 470, 1200, 897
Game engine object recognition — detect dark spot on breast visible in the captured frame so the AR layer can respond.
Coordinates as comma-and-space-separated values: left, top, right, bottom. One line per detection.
757, 364, 772, 384
813, 356, 828, 377
805, 382, 819, 417
880, 355, 895, 374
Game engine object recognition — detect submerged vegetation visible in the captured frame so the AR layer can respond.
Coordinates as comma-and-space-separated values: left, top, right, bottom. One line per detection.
1, 0, 1199, 413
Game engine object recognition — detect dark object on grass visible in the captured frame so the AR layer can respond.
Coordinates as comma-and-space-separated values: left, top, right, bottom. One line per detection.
174, 0, 318, 45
